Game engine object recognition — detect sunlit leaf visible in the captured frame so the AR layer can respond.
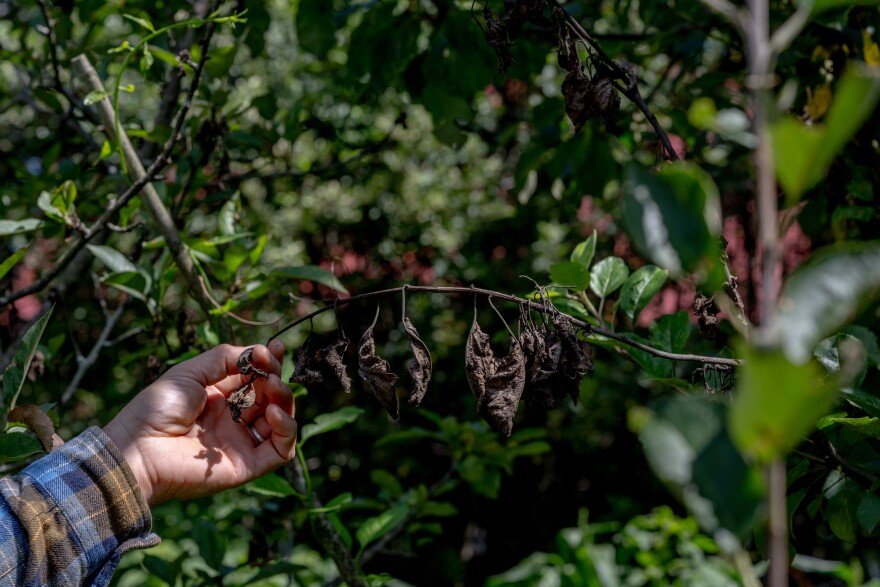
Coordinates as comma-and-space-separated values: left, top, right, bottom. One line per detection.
0, 246, 28, 280
0, 219, 42, 236
1, 306, 53, 417
0, 432, 44, 462
549, 261, 590, 290
772, 241, 880, 364
616, 265, 668, 323
123, 13, 156, 32
269, 265, 348, 294
87, 244, 139, 273
570, 230, 597, 270
299, 406, 364, 446
243, 473, 296, 498
355, 504, 409, 557
589, 257, 629, 298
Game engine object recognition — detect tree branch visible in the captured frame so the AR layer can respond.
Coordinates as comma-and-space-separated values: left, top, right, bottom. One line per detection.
61, 300, 126, 405
267, 285, 741, 368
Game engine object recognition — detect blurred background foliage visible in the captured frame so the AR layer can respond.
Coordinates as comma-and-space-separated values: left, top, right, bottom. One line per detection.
2, 0, 880, 585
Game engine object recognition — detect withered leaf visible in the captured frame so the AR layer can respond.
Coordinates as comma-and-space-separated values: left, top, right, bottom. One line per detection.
358, 308, 399, 419
482, 7, 516, 72
694, 293, 720, 341
237, 347, 269, 379
8, 404, 55, 452
521, 326, 566, 410
562, 70, 598, 131
593, 77, 622, 135
479, 341, 526, 437
465, 318, 494, 403
226, 381, 256, 424
403, 317, 432, 406
290, 336, 352, 393
553, 316, 596, 403
290, 341, 323, 386
320, 335, 352, 393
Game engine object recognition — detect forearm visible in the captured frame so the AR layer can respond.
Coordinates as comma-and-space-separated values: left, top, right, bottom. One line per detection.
0, 427, 159, 587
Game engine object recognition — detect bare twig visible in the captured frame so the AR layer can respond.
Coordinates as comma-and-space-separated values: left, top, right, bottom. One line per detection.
721, 238, 750, 330
35, 0, 63, 90
60, 301, 127, 405
197, 276, 282, 327
267, 285, 742, 368
700, 0, 747, 34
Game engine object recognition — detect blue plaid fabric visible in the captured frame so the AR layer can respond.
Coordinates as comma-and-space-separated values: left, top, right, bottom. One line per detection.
0, 426, 159, 586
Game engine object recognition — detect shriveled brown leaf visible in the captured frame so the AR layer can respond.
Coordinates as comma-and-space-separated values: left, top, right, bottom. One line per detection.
593, 77, 622, 135
320, 335, 352, 393
8, 404, 55, 453
562, 70, 598, 131
553, 316, 596, 403
465, 318, 494, 402
478, 341, 526, 437
290, 341, 324, 386
403, 317, 432, 406
226, 382, 256, 423
694, 293, 720, 341
358, 310, 399, 418
522, 326, 567, 409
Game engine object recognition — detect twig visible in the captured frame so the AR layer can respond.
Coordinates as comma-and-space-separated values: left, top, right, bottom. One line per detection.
35, 0, 63, 91
197, 276, 282, 327
267, 285, 742, 368
60, 301, 126, 404
721, 238, 750, 330
700, 0, 747, 34
793, 448, 878, 485
283, 459, 366, 587
0, 22, 214, 310
548, 0, 681, 161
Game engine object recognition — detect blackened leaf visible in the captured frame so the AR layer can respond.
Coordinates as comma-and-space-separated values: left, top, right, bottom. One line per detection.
479, 341, 526, 437
226, 381, 256, 423
358, 309, 399, 418
465, 318, 494, 402
562, 70, 597, 131
553, 316, 595, 403
315, 335, 352, 393
290, 341, 324, 386
522, 326, 566, 410
403, 317, 432, 406
238, 347, 269, 379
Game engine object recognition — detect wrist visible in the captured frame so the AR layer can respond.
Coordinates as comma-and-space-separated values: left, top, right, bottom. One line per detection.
103, 419, 155, 506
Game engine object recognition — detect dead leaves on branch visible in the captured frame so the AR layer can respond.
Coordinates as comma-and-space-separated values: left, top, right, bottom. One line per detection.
275, 295, 593, 437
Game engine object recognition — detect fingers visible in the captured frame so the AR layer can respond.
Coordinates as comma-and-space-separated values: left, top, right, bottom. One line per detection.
254, 403, 298, 472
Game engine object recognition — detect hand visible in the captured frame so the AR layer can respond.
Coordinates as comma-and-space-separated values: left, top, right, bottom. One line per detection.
103, 341, 297, 506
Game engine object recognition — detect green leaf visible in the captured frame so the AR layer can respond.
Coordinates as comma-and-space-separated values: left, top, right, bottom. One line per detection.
589, 257, 629, 298
826, 480, 861, 543
269, 265, 348, 294
730, 344, 834, 463
102, 272, 151, 305
123, 13, 156, 32
205, 44, 237, 78
772, 241, 880, 364
83, 90, 110, 105
243, 473, 296, 497
771, 64, 880, 202
1, 306, 53, 418
841, 388, 880, 417
549, 261, 590, 290
0, 219, 42, 236
296, 0, 336, 56
149, 45, 179, 66
299, 406, 364, 446
355, 504, 409, 557
0, 431, 44, 462
858, 493, 880, 534
808, 0, 880, 13
621, 163, 722, 286
86, 244, 139, 273
371, 470, 404, 499
616, 265, 668, 323
570, 230, 597, 270
0, 247, 28, 280
820, 416, 880, 438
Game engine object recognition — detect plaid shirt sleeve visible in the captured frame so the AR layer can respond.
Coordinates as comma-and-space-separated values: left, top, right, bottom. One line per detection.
0, 426, 160, 587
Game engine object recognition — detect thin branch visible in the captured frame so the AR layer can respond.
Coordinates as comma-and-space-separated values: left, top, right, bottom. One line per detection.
60, 301, 126, 405
0, 21, 215, 310
700, 0, 747, 34
267, 285, 742, 368
197, 276, 282, 327
36, 0, 63, 91
721, 238, 750, 330
547, 0, 680, 161
793, 448, 878, 485
769, 3, 812, 59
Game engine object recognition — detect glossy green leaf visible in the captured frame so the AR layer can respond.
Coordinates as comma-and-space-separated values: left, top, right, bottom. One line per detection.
589, 257, 629, 298
858, 493, 880, 534
299, 406, 364, 446
243, 473, 296, 497
0, 246, 28, 280
102, 272, 151, 304
0, 219, 42, 236
826, 480, 861, 543
2, 306, 53, 417
632, 395, 764, 539
86, 244, 139, 273
821, 415, 880, 438
570, 230, 597, 270
841, 388, 880, 417
205, 44, 237, 78
355, 504, 409, 556
269, 265, 348, 294
773, 241, 880, 364
296, 0, 336, 56
730, 344, 834, 463
772, 64, 880, 202
621, 164, 722, 286
616, 265, 668, 323
0, 431, 44, 462
83, 90, 110, 105
549, 261, 590, 290
122, 13, 155, 32
371, 470, 404, 498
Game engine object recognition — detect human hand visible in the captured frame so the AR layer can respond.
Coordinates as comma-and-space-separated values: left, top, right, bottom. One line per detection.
103, 341, 297, 506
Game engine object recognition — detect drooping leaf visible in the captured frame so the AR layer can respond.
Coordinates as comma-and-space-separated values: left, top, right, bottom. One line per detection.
772, 241, 880, 364
730, 344, 834, 463
589, 257, 629, 298
465, 317, 494, 404
478, 340, 526, 437
291, 335, 352, 393
1, 306, 54, 418
403, 317, 432, 406
358, 307, 399, 418
616, 265, 668, 323
300, 406, 365, 446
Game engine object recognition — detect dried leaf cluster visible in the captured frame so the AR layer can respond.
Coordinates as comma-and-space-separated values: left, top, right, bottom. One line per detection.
477, 1, 623, 135
227, 347, 268, 423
